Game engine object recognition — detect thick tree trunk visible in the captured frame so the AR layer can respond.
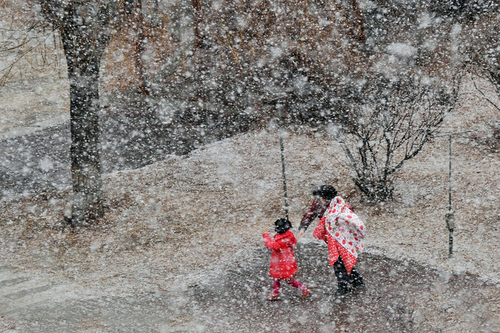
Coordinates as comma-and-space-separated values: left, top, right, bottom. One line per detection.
61, 29, 105, 226
68, 63, 104, 225
37, 0, 135, 226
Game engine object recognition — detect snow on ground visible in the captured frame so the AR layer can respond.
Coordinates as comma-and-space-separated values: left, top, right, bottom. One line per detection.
1, 76, 500, 331
1, 122, 500, 330
0, 76, 69, 140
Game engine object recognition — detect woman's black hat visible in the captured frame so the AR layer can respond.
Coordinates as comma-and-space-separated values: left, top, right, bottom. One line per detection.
313, 185, 337, 201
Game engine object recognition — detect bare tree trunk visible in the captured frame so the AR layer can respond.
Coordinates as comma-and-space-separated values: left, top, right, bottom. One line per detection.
37, 0, 137, 226
191, 0, 203, 47
134, 0, 149, 95
350, 0, 366, 44
60, 25, 105, 226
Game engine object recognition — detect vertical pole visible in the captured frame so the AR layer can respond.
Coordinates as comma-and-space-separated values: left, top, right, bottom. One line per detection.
277, 103, 289, 220
448, 134, 452, 213
437, 131, 471, 258
447, 134, 454, 257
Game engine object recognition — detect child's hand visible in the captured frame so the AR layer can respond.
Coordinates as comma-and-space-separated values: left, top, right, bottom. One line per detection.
262, 228, 269, 234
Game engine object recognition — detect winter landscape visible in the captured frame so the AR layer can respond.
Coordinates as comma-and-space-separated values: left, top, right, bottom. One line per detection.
2, 1, 500, 332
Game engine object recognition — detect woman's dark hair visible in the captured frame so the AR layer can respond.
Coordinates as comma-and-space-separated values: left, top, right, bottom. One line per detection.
274, 218, 292, 234
313, 185, 337, 201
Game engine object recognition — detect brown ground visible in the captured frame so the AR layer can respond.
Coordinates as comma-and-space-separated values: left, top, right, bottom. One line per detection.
1, 72, 500, 332
1, 117, 500, 331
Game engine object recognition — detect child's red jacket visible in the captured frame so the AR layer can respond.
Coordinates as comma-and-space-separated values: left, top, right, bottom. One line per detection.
262, 230, 298, 279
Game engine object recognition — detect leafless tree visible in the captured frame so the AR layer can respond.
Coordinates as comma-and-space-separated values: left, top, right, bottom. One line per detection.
328, 74, 457, 202
0, 1, 62, 86
451, 10, 500, 151
37, 0, 136, 226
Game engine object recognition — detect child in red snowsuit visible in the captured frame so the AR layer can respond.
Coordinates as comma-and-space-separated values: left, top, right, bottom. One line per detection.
262, 218, 309, 300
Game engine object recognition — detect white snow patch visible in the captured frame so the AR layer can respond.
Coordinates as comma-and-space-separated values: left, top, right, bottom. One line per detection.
386, 42, 417, 57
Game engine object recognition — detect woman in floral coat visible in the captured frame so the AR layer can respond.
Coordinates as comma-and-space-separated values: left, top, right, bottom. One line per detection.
313, 187, 366, 295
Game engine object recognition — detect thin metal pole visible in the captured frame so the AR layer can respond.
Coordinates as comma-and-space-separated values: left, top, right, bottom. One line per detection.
435, 131, 471, 258
448, 134, 453, 257
277, 104, 289, 220
448, 135, 452, 211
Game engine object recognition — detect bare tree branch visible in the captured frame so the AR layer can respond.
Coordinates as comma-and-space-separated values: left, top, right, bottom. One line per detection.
472, 76, 500, 112
330, 74, 456, 202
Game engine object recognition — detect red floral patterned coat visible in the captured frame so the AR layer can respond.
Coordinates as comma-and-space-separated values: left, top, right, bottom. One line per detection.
313, 196, 366, 275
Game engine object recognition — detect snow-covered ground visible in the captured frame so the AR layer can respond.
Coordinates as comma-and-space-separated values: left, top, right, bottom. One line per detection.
1, 74, 500, 331
0, 76, 69, 141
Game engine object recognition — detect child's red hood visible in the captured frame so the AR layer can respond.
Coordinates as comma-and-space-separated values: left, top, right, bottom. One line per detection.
273, 230, 297, 245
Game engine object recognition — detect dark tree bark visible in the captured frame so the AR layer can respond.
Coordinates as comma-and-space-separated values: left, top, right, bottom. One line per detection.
350, 0, 366, 44
191, 0, 203, 48
61, 22, 106, 225
133, 0, 149, 95
38, 0, 136, 226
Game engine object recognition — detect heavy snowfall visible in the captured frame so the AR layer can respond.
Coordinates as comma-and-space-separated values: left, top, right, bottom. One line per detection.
1, 0, 500, 332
